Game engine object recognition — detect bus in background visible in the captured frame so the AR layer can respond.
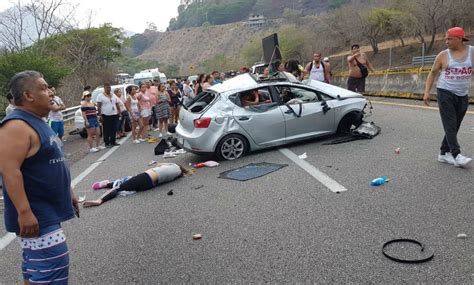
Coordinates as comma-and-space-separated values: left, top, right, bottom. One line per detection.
133, 69, 167, 85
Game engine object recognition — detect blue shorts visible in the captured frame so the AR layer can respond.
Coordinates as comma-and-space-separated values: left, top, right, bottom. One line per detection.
19, 224, 69, 284
87, 117, 100, 129
50, 121, 64, 138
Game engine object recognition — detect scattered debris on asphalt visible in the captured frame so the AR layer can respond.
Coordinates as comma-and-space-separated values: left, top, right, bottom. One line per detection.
371, 176, 390, 186
193, 185, 204, 190
148, 160, 157, 166
298, 152, 307, 159
395, 147, 401, 154
219, 162, 287, 181
382, 238, 434, 263
78, 195, 86, 203
324, 121, 381, 145
167, 189, 174, 196
190, 161, 219, 168
118, 191, 136, 197
192, 233, 202, 240
457, 233, 468, 239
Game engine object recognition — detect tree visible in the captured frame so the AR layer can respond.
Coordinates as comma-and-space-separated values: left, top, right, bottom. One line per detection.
0, 0, 75, 54
36, 24, 124, 86
412, 0, 450, 52
0, 51, 70, 98
278, 25, 310, 61
358, 8, 391, 54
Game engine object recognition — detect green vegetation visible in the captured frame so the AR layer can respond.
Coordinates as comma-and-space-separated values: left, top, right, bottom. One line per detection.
169, 0, 257, 30
0, 51, 70, 100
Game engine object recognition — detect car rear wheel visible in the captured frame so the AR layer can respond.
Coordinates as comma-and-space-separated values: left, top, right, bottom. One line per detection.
216, 134, 248, 161
337, 112, 363, 134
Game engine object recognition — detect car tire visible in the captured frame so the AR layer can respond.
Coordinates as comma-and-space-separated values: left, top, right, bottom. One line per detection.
79, 128, 87, 138
215, 134, 248, 161
337, 112, 362, 134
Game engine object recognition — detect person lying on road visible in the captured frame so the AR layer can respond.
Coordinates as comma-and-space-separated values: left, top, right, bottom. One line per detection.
83, 163, 194, 207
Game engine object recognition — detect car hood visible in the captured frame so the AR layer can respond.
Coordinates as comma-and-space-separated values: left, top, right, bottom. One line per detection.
303, 79, 364, 99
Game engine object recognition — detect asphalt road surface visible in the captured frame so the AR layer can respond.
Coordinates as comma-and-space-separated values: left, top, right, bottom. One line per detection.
1, 97, 473, 283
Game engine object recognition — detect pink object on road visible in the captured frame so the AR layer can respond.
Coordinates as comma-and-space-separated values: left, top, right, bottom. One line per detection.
92, 180, 110, 190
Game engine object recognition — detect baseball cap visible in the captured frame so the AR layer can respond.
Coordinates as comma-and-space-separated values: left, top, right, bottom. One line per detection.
323, 57, 329, 62
82, 91, 91, 99
447, 27, 469, 41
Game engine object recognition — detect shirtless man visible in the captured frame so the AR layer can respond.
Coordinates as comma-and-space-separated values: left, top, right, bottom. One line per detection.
347, 44, 375, 92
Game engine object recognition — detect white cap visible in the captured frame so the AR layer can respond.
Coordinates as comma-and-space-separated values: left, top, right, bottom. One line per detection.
323, 57, 329, 62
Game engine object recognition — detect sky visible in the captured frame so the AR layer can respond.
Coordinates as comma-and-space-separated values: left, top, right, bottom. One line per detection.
0, 0, 181, 34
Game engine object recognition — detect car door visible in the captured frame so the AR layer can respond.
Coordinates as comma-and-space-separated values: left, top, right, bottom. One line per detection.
275, 85, 335, 142
232, 87, 286, 147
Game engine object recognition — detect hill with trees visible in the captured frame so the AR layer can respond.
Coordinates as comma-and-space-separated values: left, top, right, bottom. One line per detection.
135, 0, 473, 75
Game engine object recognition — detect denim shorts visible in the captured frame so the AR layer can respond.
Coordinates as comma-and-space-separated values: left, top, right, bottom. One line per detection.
87, 117, 100, 129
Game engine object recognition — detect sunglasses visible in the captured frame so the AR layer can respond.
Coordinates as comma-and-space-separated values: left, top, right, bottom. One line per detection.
84, 94, 91, 97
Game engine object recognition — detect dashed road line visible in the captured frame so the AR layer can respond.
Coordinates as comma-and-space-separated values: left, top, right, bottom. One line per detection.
0, 134, 131, 251
279, 148, 347, 193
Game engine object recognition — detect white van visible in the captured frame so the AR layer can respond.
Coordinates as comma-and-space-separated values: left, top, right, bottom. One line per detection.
133, 70, 167, 85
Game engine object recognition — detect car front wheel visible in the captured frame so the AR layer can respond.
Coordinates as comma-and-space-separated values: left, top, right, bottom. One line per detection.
216, 134, 248, 161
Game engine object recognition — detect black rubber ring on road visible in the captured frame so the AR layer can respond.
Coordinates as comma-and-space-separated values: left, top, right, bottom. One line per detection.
382, 239, 434, 264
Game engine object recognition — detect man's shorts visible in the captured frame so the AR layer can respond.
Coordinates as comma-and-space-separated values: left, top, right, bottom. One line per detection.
50, 121, 65, 138
19, 224, 69, 284
347, 76, 366, 93
87, 117, 100, 129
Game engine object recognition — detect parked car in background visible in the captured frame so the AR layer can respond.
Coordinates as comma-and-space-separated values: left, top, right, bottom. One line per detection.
71, 83, 138, 138
176, 72, 368, 160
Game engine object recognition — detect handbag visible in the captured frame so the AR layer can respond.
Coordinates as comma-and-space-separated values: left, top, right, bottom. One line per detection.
354, 57, 369, 79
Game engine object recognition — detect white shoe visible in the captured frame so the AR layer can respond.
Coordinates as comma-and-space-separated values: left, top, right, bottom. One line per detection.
97, 145, 106, 150
438, 153, 455, 165
163, 151, 176, 158
89, 147, 99, 153
453, 154, 472, 167
133, 139, 141, 144
159, 133, 163, 138
139, 138, 146, 142
153, 128, 160, 132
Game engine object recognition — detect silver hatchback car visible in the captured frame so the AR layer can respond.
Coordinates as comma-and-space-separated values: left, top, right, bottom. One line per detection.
176, 72, 368, 160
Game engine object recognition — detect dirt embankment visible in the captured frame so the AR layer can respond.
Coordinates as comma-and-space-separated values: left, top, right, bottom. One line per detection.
138, 22, 277, 73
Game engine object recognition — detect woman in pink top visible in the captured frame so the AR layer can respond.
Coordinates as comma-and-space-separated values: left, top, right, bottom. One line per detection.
145, 81, 158, 130
136, 83, 152, 140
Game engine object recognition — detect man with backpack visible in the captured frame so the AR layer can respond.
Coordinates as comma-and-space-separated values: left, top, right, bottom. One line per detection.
305, 52, 332, 84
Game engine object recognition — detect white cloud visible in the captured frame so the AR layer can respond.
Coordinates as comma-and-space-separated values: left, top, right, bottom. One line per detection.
0, 0, 180, 33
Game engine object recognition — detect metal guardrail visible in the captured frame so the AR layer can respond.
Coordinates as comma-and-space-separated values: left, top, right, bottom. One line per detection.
412, 55, 436, 66
62, 105, 81, 123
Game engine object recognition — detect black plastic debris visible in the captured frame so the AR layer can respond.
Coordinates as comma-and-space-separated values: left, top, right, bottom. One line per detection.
167, 189, 174, 196
219, 162, 287, 181
324, 121, 381, 145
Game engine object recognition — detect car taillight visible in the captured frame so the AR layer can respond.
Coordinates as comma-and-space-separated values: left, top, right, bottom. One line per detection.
194, 117, 212, 128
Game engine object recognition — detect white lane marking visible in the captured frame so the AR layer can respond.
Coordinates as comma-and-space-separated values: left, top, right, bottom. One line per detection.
71, 134, 130, 188
279, 148, 347, 193
0, 233, 16, 250
0, 134, 131, 251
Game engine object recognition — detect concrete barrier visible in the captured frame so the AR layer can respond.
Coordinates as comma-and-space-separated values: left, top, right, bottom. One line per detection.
332, 69, 474, 103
